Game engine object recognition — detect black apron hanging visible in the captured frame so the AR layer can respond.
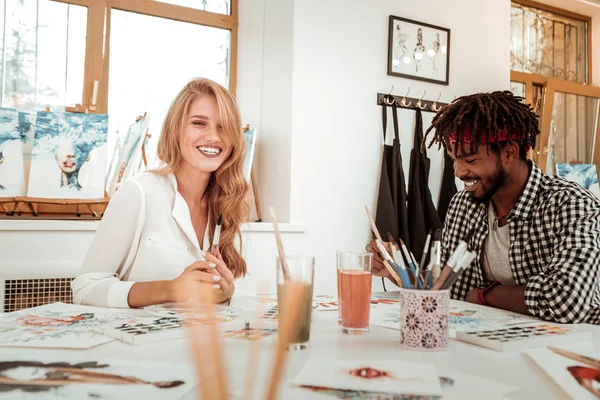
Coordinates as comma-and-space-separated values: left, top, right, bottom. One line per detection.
407, 109, 443, 261
375, 99, 410, 248
437, 151, 457, 224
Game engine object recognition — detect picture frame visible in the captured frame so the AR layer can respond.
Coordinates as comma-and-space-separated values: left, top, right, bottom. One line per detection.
387, 15, 451, 85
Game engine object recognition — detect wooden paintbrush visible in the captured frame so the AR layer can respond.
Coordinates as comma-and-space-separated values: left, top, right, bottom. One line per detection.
548, 346, 600, 369
264, 280, 303, 400
244, 281, 270, 400
189, 283, 227, 399
270, 207, 291, 281
364, 206, 383, 241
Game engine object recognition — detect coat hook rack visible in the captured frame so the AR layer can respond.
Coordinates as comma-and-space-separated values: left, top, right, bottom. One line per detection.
377, 90, 449, 113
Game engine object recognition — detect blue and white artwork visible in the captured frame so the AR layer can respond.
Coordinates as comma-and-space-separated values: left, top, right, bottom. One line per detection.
243, 128, 257, 183
107, 116, 150, 196
556, 163, 600, 199
0, 108, 36, 196
27, 112, 108, 199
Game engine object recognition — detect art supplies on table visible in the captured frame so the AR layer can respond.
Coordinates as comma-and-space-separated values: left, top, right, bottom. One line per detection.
526, 346, 600, 400
0, 302, 148, 349
297, 371, 516, 400
144, 303, 243, 319
0, 354, 196, 400
105, 314, 233, 345
223, 327, 277, 341
291, 359, 442, 398
448, 302, 537, 338
457, 322, 592, 352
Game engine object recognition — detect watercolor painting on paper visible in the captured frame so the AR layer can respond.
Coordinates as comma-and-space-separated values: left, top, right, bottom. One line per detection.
0, 356, 195, 400
27, 112, 108, 199
0, 303, 148, 349
0, 108, 35, 196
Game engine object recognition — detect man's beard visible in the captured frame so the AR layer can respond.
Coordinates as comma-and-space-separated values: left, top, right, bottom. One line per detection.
468, 163, 508, 205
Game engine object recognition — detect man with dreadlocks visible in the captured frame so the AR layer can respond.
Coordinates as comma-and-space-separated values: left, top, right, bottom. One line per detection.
418, 90, 600, 324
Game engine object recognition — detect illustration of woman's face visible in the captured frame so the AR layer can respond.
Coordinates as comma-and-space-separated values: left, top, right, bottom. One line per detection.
54, 144, 77, 173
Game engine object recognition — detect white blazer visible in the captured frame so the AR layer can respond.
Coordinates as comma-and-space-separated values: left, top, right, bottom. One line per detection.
71, 172, 210, 308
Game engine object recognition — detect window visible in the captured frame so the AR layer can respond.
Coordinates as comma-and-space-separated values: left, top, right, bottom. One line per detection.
107, 8, 232, 163
1, 0, 238, 173
510, 1, 599, 173
0, 0, 87, 112
511, 1, 589, 83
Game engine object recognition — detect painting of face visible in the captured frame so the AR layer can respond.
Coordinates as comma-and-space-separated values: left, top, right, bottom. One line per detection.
54, 142, 78, 174
27, 112, 108, 199
179, 95, 233, 175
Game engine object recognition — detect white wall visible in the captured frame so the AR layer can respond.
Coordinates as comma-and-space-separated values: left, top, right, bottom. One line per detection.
287, 0, 510, 293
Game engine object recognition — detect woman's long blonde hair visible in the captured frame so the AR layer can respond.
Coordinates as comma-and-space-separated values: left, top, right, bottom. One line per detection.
154, 78, 249, 278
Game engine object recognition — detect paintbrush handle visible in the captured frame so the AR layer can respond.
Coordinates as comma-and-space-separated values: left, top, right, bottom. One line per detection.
431, 265, 453, 291
383, 260, 404, 288
548, 346, 600, 369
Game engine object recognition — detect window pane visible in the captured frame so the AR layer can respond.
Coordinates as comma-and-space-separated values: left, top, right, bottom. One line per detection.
107, 9, 230, 166
510, 2, 587, 84
547, 93, 599, 173
510, 81, 525, 98
0, 0, 86, 112
155, 0, 230, 15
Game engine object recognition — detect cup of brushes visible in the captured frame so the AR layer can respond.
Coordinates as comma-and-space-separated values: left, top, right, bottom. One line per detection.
365, 206, 477, 351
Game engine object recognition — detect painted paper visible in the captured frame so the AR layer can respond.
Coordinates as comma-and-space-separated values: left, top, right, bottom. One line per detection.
0, 303, 148, 349
27, 112, 108, 199
0, 108, 35, 196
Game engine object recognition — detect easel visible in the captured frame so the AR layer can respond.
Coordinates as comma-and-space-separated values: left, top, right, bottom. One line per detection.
136, 112, 152, 169
244, 124, 262, 222
0, 105, 109, 219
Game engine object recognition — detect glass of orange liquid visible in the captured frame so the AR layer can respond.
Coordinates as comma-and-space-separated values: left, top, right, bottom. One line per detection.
336, 251, 342, 324
339, 251, 373, 335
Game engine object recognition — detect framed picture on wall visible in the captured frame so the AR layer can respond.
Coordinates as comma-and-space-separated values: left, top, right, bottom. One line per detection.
387, 15, 450, 85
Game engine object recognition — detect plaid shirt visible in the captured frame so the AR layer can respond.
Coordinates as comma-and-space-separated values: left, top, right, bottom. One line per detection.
442, 161, 600, 324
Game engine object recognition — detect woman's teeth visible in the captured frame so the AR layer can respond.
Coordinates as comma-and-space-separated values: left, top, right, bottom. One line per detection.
198, 146, 221, 155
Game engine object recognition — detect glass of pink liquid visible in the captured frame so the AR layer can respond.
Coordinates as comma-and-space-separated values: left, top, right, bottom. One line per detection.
339, 251, 373, 335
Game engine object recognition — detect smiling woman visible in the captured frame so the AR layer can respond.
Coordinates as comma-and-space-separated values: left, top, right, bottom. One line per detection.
71, 77, 249, 309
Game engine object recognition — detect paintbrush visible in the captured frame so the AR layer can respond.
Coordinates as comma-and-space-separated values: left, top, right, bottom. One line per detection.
548, 346, 600, 369
264, 280, 303, 400
244, 282, 270, 400
189, 282, 228, 399
414, 230, 432, 289
270, 207, 291, 281
208, 214, 223, 256
386, 233, 405, 267
375, 240, 406, 288
399, 239, 419, 284
440, 248, 477, 290
431, 228, 474, 290
428, 229, 442, 288
364, 206, 383, 241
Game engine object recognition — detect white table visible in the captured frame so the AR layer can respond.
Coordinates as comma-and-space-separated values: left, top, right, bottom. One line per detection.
4, 293, 598, 399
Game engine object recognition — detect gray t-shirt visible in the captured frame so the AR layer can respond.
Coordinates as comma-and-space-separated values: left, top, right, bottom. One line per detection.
482, 201, 515, 285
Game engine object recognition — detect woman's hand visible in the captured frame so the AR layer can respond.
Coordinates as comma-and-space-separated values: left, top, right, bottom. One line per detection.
168, 253, 233, 303
201, 250, 235, 304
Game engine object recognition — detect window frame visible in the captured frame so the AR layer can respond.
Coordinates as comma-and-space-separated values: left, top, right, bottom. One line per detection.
49, 0, 238, 114
511, 1, 600, 172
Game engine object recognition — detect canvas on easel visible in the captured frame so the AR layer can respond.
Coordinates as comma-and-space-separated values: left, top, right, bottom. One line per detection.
0, 108, 35, 196
243, 125, 262, 222
107, 114, 150, 196
27, 111, 108, 199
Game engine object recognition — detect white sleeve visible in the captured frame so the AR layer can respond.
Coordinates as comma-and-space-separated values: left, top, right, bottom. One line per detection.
71, 179, 145, 308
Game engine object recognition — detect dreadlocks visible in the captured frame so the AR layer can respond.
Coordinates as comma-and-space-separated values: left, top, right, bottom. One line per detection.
421, 91, 540, 160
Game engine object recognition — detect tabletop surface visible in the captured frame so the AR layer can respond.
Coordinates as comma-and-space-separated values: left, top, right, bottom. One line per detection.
2, 292, 597, 400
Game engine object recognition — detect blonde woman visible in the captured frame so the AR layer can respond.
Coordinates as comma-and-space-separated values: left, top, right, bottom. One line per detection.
71, 78, 249, 308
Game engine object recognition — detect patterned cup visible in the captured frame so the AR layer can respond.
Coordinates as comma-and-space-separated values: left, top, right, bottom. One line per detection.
399, 288, 450, 351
